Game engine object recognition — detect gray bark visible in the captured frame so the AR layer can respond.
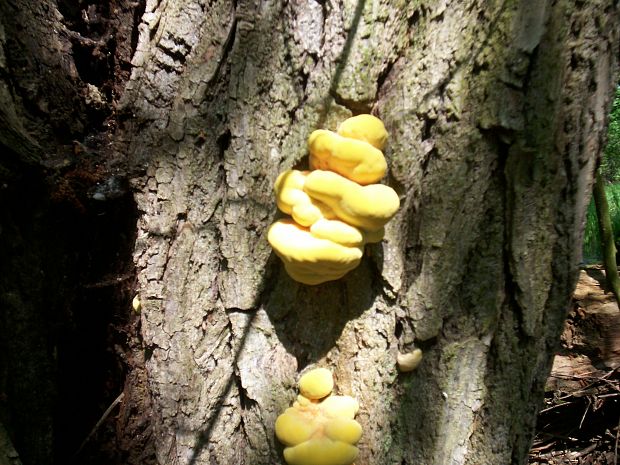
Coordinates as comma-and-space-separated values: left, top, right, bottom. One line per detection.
0, 0, 618, 464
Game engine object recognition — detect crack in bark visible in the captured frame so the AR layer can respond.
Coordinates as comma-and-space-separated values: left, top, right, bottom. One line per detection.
187, 310, 256, 465
317, 0, 366, 126
491, 129, 532, 342
207, 10, 237, 85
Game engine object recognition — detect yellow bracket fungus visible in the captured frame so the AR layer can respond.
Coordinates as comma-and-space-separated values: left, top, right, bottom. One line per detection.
303, 170, 400, 232
397, 349, 423, 372
299, 367, 334, 399
132, 295, 141, 313
308, 130, 387, 186
268, 114, 399, 285
336, 114, 388, 150
275, 368, 362, 465
268, 219, 364, 285
274, 170, 337, 227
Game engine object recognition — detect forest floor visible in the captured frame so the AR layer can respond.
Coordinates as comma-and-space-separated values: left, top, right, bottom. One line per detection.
529, 266, 620, 465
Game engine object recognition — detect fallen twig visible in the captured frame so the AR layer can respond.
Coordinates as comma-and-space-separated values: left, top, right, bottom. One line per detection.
74, 392, 124, 458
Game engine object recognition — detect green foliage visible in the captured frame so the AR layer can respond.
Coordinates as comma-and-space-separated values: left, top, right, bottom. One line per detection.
583, 182, 620, 261
583, 86, 620, 261
600, 87, 620, 182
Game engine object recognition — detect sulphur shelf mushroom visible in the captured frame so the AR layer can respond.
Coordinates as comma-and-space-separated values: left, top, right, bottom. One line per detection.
397, 349, 423, 372
268, 114, 400, 285
275, 368, 362, 465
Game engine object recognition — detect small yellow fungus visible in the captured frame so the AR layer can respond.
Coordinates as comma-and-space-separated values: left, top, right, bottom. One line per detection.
324, 417, 363, 444
397, 349, 423, 372
132, 295, 141, 313
337, 114, 388, 150
319, 395, 359, 420
309, 219, 366, 247
299, 367, 334, 400
308, 129, 387, 185
275, 408, 318, 446
275, 368, 362, 465
304, 170, 400, 232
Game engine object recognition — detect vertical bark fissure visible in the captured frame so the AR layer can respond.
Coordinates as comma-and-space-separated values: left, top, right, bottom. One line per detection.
187, 310, 258, 465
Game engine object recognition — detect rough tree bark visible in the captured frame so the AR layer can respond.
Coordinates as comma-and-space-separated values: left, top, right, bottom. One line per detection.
0, 1, 619, 465
592, 171, 620, 304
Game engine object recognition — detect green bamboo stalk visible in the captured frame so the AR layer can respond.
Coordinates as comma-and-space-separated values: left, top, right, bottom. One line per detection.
592, 171, 620, 305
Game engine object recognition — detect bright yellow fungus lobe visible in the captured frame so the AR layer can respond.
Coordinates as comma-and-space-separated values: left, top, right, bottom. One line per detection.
283, 438, 359, 465
397, 348, 423, 372
275, 368, 362, 465
309, 219, 365, 247
319, 395, 360, 420
274, 170, 336, 227
275, 408, 318, 446
132, 295, 141, 313
337, 114, 388, 150
308, 130, 387, 185
299, 367, 334, 399
304, 170, 400, 232
268, 114, 399, 284
267, 220, 363, 285
324, 417, 363, 443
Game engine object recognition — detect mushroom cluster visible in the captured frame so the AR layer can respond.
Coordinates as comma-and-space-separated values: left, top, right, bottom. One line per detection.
275, 368, 362, 465
268, 115, 400, 285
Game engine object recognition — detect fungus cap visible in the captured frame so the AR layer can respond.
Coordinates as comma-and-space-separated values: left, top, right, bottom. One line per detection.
309, 219, 366, 246
275, 407, 318, 446
283, 438, 359, 465
303, 170, 400, 232
337, 114, 388, 150
397, 349, 423, 372
267, 220, 363, 285
324, 417, 363, 444
274, 170, 335, 227
319, 396, 359, 419
308, 130, 387, 185
299, 368, 334, 400
275, 368, 361, 465
132, 295, 141, 313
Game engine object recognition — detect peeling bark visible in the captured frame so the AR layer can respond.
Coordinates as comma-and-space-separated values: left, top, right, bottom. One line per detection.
0, 0, 618, 465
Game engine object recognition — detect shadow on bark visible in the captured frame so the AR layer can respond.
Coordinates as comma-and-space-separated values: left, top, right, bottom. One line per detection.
266, 261, 378, 368
317, 0, 367, 124
186, 1, 375, 462
187, 310, 257, 465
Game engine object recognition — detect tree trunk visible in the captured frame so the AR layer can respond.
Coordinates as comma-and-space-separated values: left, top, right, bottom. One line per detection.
0, 1, 618, 465
592, 171, 620, 303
